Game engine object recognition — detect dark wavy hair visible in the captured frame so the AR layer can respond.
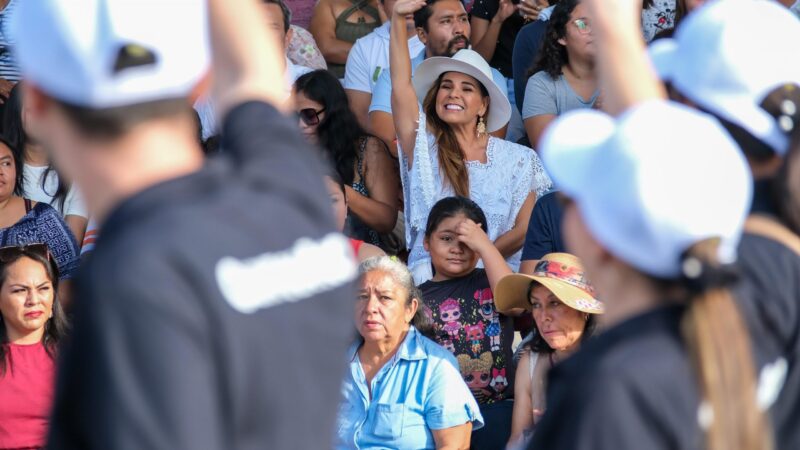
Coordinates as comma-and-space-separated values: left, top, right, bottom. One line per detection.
524, 279, 597, 354
424, 196, 488, 238
0, 247, 69, 376
531, 0, 579, 79
294, 70, 369, 186
1, 84, 71, 209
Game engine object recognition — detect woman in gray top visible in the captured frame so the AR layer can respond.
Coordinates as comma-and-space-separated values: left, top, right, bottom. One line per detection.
521, 0, 599, 148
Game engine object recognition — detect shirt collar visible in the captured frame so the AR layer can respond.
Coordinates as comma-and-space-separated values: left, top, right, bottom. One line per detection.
347, 326, 428, 362
376, 21, 391, 39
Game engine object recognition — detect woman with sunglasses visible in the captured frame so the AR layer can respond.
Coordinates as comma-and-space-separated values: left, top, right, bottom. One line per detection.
0, 244, 69, 450
0, 137, 79, 282
522, 0, 599, 148
294, 70, 400, 252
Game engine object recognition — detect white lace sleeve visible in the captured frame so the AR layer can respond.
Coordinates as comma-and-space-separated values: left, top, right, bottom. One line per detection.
529, 150, 553, 200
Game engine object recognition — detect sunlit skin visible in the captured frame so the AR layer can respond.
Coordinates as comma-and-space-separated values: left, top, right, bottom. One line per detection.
434, 72, 489, 130
261, 2, 292, 50
355, 270, 418, 345
558, 3, 595, 61
0, 143, 15, 200
529, 284, 587, 355
293, 90, 326, 144
0, 257, 55, 345
424, 214, 481, 281
324, 177, 348, 232
418, 0, 471, 57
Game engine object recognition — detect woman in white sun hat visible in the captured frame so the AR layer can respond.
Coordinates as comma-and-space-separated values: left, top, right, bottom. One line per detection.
388, 0, 552, 284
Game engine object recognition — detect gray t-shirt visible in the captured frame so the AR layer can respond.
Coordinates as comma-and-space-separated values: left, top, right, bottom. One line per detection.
522, 71, 599, 120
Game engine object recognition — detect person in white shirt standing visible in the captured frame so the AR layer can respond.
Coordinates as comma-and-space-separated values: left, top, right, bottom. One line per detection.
344, 0, 424, 130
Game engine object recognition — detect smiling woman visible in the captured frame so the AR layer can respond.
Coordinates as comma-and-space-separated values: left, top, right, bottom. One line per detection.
0, 244, 68, 450
389, 0, 551, 284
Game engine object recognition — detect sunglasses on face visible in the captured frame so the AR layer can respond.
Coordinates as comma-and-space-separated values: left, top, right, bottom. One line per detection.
572, 18, 591, 34
297, 107, 326, 126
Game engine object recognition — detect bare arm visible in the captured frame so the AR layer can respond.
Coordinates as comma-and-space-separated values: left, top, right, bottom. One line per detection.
390, 0, 427, 167
524, 114, 556, 150
470, 0, 516, 63
369, 111, 400, 157
65, 214, 88, 248
432, 422, 473, 450
209, 0, 286, 117
309, 0, 356, 65
345, 137, 399, 233
509, 351, 534, 444
519, 259, 538, 275
346, 89, 374, 131
494, 191, 536, 258
584, 0, 666, 114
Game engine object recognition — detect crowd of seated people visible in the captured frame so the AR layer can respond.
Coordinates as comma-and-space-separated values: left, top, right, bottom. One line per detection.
2, 0, 800, 449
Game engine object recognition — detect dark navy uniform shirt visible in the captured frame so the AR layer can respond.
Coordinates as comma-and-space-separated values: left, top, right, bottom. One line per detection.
47, 101, 357, 450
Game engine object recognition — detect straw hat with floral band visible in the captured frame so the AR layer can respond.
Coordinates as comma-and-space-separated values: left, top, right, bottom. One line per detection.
494, 253, 604, 315
412, 49, 512, 133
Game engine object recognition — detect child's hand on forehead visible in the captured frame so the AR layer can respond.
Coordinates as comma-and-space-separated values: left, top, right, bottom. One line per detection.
456, 219, 493, 253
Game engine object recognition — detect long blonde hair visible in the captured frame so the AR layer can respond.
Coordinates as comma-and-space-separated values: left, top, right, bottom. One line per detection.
679, 239, 773, 450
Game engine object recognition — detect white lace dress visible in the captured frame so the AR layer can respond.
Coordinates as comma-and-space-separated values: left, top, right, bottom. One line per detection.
399, 111, 553, 284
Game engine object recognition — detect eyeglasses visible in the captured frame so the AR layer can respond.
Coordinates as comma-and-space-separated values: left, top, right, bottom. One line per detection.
572, 18, 591, 34
297, 107, 326, 126
0, 243, 51, 263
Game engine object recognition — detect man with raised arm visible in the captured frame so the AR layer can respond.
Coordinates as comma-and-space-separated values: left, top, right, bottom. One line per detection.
12, 0, 357, 448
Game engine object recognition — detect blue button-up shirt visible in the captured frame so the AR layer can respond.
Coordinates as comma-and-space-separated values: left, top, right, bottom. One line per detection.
334, 327, 483, 449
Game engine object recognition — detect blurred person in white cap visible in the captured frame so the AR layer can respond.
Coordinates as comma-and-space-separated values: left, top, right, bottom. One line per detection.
389, 0, 552, 284
525, 100, 772, 450
550, 0, 800, 448
646, 2, 800, 447
12, 0, 358, 448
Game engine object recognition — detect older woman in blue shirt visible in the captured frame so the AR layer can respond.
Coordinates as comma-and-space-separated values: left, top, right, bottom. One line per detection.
335, 256, 483, 449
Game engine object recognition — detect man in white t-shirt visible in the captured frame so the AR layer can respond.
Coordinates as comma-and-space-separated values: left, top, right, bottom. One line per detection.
344, 0, 424, 130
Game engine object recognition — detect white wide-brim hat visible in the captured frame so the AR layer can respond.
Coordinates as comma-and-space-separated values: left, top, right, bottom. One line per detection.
412, 49, 511, 133
648, 0, 800, 155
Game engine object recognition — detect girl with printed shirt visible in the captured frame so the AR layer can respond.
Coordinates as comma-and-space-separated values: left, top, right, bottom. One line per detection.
417, 196, 520, 449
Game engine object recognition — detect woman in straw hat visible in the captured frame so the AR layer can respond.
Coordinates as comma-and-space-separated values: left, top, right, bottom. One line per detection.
388, 0, 552, 284
494, 252, 603, 446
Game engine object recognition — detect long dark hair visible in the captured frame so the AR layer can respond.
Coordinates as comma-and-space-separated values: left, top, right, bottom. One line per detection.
524, 280, 597, 354
424, 196, 488, 238
294, 70, 367, 186
530, 0, 578, 79
422, 75, 490, 198
1, 84, 70, 210
0, 247, 69, 376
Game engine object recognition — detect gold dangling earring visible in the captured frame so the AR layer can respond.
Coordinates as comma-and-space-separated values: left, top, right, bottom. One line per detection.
476, 115, 487, 137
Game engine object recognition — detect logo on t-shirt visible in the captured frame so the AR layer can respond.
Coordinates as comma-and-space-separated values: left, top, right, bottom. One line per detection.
215, 233, 357, 314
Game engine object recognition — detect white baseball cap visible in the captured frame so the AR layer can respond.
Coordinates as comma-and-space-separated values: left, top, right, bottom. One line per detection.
540, 101, 753, 278
11, 0, 210, 108
412, 49, 512, 133
649, 0, 800, 155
